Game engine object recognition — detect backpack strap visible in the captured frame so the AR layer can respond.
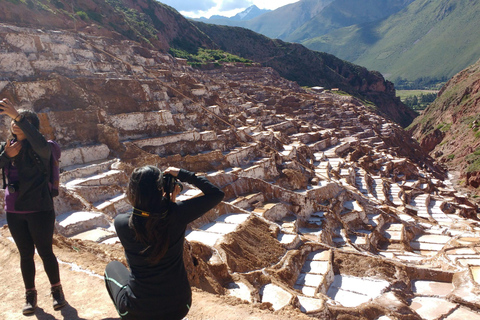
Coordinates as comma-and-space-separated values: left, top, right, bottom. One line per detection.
2, 167, 5, 190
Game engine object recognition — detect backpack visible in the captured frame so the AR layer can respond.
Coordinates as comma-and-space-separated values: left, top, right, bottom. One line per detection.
47, 140, 61, 197
2, 140, 61, 197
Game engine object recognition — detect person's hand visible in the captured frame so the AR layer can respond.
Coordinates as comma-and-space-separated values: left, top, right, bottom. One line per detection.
0, 98, 20, 120
170, 183, 182, 202
163, 167, 180, 177
5, 138, 22, 158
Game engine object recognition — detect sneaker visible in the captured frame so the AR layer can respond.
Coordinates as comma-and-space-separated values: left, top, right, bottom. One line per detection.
22, 290, 37, 315
51, 285, 67, 310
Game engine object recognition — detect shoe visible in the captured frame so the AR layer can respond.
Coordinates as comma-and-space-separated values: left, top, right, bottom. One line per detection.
51, 285, 67, 310
22, 290, 37, 315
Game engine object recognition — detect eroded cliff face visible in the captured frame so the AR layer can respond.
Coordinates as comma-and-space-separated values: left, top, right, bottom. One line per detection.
410, 57, 480, 190
1, 23, 480, 320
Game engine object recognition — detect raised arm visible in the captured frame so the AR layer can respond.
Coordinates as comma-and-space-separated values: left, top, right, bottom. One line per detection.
166, 168, 224, 224
0, 98, 50, 160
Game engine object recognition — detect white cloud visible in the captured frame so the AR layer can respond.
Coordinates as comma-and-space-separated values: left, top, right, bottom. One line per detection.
219, 0, 253, 11
252, 0, 300, 10
161, 0, 217, 12
165, 0, 300, 18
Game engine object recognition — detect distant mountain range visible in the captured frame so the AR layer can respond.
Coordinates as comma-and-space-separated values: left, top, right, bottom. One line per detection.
194, 5, 271, 23
196, 0, 480, 88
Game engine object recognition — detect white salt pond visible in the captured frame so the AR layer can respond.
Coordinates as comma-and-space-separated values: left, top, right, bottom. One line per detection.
327, 275, 389, 307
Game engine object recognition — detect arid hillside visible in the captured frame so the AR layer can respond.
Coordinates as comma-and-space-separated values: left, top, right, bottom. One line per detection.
0, 0, 416, 127
1, 21, 480, 320
409, 57, 480, 191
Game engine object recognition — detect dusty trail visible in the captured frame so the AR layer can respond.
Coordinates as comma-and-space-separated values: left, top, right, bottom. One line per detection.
0, 229, 311, 320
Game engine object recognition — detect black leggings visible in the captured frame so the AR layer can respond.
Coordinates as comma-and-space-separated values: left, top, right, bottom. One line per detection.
7, 210, 60, 290
104, 261, 190, 320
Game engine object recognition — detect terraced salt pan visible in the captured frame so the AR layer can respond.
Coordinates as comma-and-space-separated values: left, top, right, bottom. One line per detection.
277, 233, 300, 249
383, 223, 403, 242
64, 170, 126, 188
355, 168, 372, 198
227, 282, 252, 302
471, 266, 480, 285
297, 296, 325, 313
56, 211, 110, 237
185, 213, 250, 247
260, 283, 293, 311
388, 182, 403, 206
372, 176, 386, 201
71, 228, 116, 243
410, 234, 451, 253
411, 194, 430, 219
409, 296, 457, 320
294, 250, 331, 296
327, 275, 389, 307
412, 280, 453, 297
444, 306, 480, 319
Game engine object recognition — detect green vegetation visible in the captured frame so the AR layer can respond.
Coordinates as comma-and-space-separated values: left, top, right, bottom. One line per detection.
397, 90, 437, 111
301, 0, 480, 88
76, 11, 88, 21
105, 0, 159, 44
447, 154, 455, 160
394, 77, 446, 90
169, 48, 252, 67
466, 148, 480, 173
436, 122, 452, 133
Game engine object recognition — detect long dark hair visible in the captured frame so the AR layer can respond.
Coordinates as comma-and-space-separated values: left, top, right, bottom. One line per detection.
11, 109, 40, 164
11, 109, 40, 138
126, 165, 170, 264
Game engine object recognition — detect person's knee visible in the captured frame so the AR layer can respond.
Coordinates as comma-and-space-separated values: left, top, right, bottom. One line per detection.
19, 248, 35, 260
36, 248, 56, 261
105, 260, 125, 273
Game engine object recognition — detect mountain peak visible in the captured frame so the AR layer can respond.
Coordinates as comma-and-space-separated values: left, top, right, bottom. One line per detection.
230, 5, 270, 21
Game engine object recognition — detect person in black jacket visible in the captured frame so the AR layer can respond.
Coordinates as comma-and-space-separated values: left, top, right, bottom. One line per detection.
104, 165, 224, 320
0, 98, 66, 315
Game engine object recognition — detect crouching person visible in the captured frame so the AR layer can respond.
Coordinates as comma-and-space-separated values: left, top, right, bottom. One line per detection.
105, 166, 224, 320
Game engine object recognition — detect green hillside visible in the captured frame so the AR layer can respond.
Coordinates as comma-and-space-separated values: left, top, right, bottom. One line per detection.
242, 0, 333, 39
303, 0, 480, 85
286, 0, 413, 43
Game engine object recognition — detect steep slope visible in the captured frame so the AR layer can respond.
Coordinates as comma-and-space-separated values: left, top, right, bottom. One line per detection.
192, 0, 334, 40
241, 0, 333, 40
0, 0, 216, 52
285, 0, 414, 43
193, 22, 418, 127
304, 0, 480, 83
409, 57, 480, 189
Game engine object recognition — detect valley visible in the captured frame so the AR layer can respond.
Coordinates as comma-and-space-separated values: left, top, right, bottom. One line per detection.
0, 22, 480, 319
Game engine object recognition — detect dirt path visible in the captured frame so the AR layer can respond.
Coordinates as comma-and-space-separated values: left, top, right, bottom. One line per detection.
0, 229, 311, 320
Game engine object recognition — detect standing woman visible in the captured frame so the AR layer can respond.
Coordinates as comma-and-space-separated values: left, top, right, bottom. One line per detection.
0, 98, 66, 315
105, 165, 224, 320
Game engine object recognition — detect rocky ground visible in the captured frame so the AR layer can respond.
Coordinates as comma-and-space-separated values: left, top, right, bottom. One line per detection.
0, 228, 312, 320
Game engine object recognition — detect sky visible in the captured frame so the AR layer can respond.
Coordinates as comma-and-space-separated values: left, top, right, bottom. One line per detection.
160, 0, 300, 19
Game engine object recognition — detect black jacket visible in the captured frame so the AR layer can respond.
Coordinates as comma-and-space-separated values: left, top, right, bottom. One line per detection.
0, 116, 53, 212
114, 169, 224, 317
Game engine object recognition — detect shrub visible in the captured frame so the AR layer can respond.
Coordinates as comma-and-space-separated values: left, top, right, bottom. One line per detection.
76, 11, 88, 21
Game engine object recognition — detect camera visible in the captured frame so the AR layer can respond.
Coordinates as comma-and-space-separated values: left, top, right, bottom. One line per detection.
163, 174, 183, 195
7, 182, 19, 193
